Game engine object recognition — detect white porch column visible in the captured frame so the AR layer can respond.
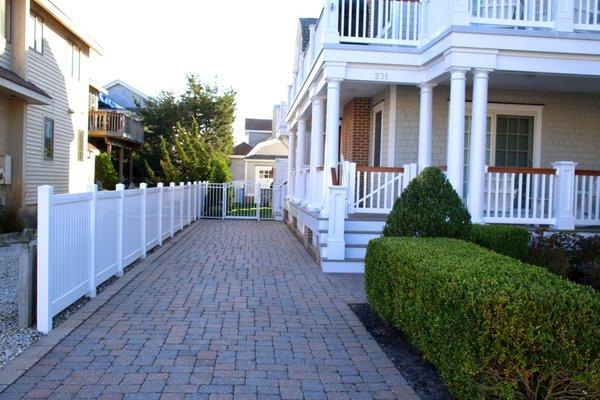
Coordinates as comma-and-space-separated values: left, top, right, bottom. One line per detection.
321, 79, 342, 217
309, 97, 325, 211
294, 118, 307, 204
418, 83, 435, 171
467, 70, 490, 223
446, 69, 468, 196
287, 129, 296, 200
552, 161, 578, 230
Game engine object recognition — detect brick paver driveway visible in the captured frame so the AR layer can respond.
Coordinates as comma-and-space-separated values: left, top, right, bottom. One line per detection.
1, 220, 418, 400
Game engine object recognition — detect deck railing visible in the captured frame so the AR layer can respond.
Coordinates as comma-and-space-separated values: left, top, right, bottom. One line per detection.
89, 111, 144, 144
575, 169, 600, 226
471, 0, 554, 28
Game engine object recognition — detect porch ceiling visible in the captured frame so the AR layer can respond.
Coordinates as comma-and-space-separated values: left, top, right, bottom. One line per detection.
471, 72, 600, 94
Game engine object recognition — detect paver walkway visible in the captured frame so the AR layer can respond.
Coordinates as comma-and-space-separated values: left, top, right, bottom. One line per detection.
0, 220, 418, 399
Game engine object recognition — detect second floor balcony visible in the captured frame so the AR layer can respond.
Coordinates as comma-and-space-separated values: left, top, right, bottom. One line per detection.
88, 110, 144, 145
289, 0, 600, 106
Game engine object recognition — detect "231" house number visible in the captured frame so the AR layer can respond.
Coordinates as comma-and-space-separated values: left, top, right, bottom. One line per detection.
375, 72, 389, 81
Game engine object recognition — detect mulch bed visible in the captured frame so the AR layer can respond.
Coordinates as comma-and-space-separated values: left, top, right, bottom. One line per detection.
349, 303, 454, 400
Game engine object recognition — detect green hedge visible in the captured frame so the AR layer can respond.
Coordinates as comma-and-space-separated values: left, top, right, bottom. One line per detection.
469, 224, 530, 262
365, 238, 600, 399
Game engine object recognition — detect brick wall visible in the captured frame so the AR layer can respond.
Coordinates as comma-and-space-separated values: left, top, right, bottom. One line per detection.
340, 98, 371, 164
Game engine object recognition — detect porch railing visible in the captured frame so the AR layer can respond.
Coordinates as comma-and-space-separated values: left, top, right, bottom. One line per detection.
575, 169, 600, 226
574, 0, 600, 30
484, 166, 556, 225
347, 162, 418, 213
471, 0, 554, 28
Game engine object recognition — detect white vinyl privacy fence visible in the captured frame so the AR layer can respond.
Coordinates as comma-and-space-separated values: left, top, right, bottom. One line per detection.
36, 181, 200, 334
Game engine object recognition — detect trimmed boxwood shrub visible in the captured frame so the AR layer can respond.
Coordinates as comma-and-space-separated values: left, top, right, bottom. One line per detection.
365, 237, 600, 400
469, 224, 530, 262
382, 167, 471, 239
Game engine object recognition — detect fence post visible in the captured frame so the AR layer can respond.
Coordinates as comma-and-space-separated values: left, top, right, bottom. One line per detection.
179, 182, 185, 230
221, 183, 227, 220
551, 161, 577, 230
116, 183, 125, 277
170, 182, 175, 237
187, 181, 192, 225
157, 183, 164, 246
327, 186, 347, 261
87, 184, 97, 298
140, 183, 147, 259
256, 186, 261, 221
36, 185, 53, 334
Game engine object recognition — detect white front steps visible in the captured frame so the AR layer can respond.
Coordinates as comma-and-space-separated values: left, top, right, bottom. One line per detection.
318, 215, 386, 273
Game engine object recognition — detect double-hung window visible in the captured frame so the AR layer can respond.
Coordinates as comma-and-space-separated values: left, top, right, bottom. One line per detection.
30, 13, 43, 53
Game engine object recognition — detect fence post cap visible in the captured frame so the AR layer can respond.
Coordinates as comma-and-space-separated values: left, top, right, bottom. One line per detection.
38, 185, 53, 194
157, 182, 164, 188
169, 182, 175, 187
140, 183, 148, 189
179, 182, 184, 186
116, 183, 125, 191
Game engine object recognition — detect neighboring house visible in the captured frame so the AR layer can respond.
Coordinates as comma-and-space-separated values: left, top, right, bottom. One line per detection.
103, 79, 147, 114
285, 0, 600, 273
0, 0, 102, 211
229, 142, 253, 181
230, 113, 289, 190
245, 118, 272, 147
88, 79, 145, 185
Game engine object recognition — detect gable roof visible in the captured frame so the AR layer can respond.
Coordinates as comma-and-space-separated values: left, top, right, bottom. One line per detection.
245, 118, 272, 132
231, 142, 253, 156
299, 18, 318, 51
104, 80, 149, 101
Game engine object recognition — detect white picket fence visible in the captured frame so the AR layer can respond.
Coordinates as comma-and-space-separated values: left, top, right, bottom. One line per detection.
36, 181, 200, 334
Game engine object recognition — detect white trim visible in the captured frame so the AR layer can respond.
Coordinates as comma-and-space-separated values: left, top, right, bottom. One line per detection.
370, 101, 385, 167
465, 102, 543, 168
387, 85, 397, 167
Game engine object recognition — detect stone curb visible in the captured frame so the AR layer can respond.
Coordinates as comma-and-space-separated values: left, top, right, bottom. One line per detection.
0, 221, 201, 388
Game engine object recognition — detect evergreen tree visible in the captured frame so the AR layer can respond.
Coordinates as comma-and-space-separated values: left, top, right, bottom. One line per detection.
137, 75, 236, 183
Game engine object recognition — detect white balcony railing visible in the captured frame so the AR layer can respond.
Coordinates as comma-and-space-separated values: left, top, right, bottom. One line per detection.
471, 0, 554, 28
288, 0, 600, 108
339, 0, 421, 45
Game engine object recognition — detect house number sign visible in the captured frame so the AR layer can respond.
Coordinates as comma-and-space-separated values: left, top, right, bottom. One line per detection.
375, 72, 389, 81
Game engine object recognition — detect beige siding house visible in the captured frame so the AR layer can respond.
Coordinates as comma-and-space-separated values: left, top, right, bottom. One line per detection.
0, 0, 101, 211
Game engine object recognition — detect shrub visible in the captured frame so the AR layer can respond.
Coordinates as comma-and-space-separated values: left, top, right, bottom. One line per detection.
528, 230, 579, 278
365, 237, 600, 399
573, 235, 600, 266
469, 224, 530, 261
382, 167, 471, 239
0, 204, 25, 234
95, 152, 118, 190
572, 261, 600, 291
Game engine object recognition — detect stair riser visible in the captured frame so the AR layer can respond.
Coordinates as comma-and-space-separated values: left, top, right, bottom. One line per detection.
345, 246, 367, 259
322, 260, 365, 273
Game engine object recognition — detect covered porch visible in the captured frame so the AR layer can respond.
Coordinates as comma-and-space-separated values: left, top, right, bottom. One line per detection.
285, 71, 600, 266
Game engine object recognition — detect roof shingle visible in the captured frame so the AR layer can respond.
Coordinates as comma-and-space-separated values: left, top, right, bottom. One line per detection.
245, 118, 272, 132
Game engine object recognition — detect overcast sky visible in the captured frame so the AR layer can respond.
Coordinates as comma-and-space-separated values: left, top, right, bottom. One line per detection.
54, 0, 323, 143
